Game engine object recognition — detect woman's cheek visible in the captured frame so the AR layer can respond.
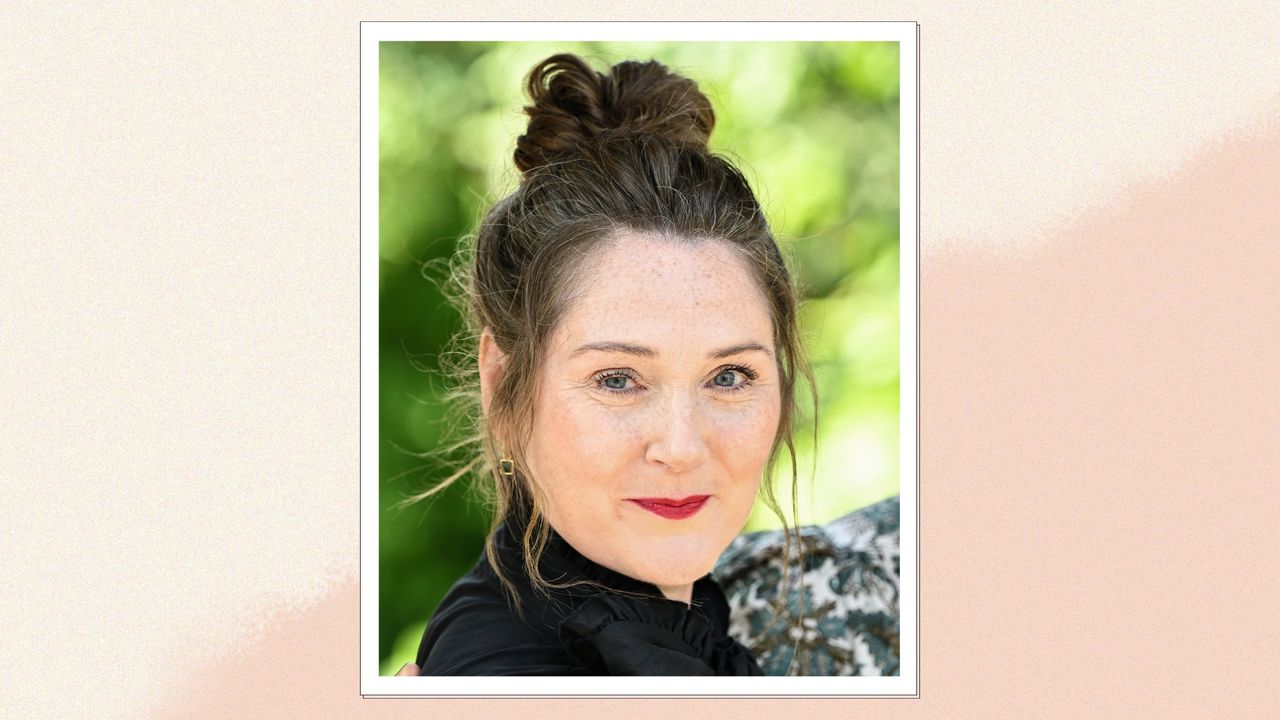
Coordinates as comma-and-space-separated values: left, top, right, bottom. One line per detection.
560, 397, 644, 479
713, 401, 779, 470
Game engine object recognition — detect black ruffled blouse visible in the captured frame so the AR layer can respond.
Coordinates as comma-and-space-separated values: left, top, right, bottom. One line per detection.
415, 508, 763, 676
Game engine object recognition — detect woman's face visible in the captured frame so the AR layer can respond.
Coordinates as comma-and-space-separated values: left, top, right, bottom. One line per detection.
522, 233, 782, 600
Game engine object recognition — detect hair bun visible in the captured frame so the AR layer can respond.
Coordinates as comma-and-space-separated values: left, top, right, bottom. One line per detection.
514, 53, 716, 176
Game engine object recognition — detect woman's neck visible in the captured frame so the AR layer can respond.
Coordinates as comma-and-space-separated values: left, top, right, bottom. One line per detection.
656, 582, 693, 606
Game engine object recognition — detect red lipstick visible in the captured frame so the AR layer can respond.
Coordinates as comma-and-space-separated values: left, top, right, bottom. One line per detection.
627, 495, 710, 520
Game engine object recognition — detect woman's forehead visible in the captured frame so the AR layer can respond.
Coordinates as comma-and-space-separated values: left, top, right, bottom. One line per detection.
551, 235, 775, 357
576, 234, 763, 302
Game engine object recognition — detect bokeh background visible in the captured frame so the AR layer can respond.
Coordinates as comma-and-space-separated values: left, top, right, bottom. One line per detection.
378, 41, 901, 673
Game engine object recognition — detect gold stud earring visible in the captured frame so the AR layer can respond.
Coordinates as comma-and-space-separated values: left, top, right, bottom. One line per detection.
498, 456, 515, 476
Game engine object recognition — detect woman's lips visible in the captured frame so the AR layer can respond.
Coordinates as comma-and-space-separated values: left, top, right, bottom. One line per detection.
627, 495, 710, 520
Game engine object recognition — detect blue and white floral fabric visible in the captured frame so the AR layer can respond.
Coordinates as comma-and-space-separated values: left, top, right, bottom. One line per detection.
712, 496, 900, 676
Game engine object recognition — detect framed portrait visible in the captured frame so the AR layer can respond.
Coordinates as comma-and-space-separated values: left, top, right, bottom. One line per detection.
360, 20, 918, 696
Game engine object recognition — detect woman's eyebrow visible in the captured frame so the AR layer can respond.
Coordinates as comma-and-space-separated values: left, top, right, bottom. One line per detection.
569, 341, 657, 358
568, 341, 773, 359
709, 342, 773, 359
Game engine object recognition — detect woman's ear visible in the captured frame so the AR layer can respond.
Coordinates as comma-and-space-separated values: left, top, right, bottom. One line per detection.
477, 327, 506, 418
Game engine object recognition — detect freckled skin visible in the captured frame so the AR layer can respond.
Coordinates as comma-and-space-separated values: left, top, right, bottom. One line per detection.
522, 233, 782, 605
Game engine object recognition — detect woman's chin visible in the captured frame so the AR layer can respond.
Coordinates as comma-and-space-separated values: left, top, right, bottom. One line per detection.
627, 538, 720, 588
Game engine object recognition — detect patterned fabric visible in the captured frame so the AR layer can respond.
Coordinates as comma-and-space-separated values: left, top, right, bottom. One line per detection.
712, 496, 900, 676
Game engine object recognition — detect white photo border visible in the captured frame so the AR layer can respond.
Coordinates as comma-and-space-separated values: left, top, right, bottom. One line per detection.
360, 20, 920, 697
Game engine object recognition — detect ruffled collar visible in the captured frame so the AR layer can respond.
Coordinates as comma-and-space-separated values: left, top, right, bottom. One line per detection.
493, 504, 762, 675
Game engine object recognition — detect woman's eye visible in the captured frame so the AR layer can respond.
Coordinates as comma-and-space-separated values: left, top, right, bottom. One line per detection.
712, 370, 740, 387
593, 370, 641, 393
602, 375, 631, 390
709, 365, 757, 391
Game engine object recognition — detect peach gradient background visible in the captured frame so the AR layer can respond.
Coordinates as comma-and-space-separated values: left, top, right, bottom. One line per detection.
3, 4, 1279, 719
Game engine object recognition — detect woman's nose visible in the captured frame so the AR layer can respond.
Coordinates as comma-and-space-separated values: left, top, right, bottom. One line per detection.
643, 391, 709, 473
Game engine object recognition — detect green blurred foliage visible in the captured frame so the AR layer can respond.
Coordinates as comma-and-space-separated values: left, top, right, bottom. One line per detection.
378, 41, 900, 674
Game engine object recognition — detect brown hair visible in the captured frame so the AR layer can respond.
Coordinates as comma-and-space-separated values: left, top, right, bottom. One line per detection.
406, 53, 816, 615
